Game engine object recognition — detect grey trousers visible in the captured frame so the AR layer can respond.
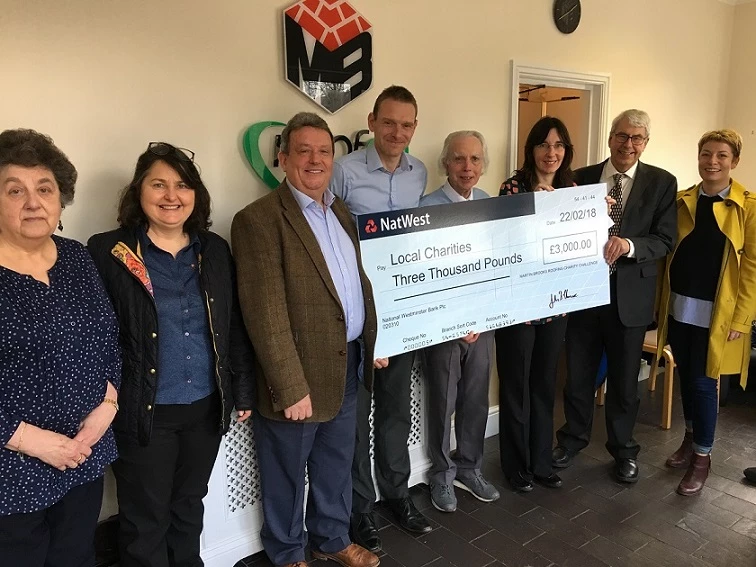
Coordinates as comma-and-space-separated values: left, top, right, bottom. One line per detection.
423, 332, 494, 485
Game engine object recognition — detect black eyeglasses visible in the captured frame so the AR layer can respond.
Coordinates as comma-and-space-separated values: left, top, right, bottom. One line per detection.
147, 142, 195, 162
535, 142, 567, 151
613, 133, 648, 146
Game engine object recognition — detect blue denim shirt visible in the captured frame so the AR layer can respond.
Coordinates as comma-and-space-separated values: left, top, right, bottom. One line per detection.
141, 230, 215, 404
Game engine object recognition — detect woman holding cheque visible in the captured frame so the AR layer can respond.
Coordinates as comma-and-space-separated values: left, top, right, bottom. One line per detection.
495, 116, 576, 492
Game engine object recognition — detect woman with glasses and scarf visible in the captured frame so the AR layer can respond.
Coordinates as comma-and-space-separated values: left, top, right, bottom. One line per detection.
88, 142, 255, 566
658, 129, 756, 496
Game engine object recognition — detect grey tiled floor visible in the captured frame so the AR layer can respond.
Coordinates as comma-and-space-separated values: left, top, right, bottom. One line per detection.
236, 371, 756, 567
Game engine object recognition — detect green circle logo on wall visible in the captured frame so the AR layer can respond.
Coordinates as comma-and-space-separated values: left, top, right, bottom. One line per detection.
243, 121, 285, 190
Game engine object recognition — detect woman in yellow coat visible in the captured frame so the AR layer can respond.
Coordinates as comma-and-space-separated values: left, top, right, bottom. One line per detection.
658, 129, 756, 496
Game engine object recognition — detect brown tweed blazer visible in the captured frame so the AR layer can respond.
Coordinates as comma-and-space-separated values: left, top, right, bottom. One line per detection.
231, 181, 377, 422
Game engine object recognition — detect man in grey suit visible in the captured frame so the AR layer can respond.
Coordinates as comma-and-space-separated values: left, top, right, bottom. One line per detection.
232, 112, 387, 567
420, 131, 499, 512
552, 109, 677, 483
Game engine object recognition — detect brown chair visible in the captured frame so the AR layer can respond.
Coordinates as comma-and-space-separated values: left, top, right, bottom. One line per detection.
595, 330, 676, 429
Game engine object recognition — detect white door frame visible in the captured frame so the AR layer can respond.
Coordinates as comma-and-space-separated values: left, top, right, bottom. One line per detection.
509, 62, 611, 174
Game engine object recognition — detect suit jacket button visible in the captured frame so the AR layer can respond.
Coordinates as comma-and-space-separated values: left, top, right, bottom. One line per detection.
745, 191, 750, 196
150, 368, 156, 375
727, 201, 733, 207
146, 405, 153, 411
337, 314, 345, 321
151, 332, 157, 338
739, 249, 745, 254
339, 350, 347, 356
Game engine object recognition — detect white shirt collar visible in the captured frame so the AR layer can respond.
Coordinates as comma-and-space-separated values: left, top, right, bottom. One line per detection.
698, 183, 731, 199
286, 179, 335, 210
441, 180, 475, 202
603, 159, 639, 181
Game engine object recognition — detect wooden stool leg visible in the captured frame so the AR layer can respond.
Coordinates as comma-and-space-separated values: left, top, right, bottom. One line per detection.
661, 349, 674, 430
647, 355, 659, 391
596, 384, 606, 406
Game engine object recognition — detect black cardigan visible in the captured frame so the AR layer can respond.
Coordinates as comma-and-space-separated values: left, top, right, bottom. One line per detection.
88, 228, 255, 446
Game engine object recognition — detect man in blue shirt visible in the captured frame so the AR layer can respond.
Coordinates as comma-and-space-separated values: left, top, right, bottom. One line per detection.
330, 86, 430, 551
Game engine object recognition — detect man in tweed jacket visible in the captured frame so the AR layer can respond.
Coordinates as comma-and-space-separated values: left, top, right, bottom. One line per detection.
232, 112, 386, 567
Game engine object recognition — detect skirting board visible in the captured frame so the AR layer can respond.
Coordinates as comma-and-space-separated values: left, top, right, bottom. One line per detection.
203, 532, 263, 567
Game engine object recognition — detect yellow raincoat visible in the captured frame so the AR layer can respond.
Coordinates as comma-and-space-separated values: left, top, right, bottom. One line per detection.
658, 180, 756, 388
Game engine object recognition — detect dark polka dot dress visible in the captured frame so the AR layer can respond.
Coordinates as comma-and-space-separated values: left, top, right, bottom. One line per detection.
0, 236, 121, 515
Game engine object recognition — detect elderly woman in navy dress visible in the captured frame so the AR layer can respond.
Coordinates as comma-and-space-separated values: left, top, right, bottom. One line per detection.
420, 131, 499, 512
0, 129, 121, 566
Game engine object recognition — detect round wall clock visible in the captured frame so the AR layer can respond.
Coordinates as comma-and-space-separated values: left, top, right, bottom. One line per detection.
554, 0, 581, 34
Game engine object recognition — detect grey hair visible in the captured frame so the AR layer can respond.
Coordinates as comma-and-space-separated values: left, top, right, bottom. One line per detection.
610, 109, 651, 138
280, 112, 334, 154
437, 130, 490, 175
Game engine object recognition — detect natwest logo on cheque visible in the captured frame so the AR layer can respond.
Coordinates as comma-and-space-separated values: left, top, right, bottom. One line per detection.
366, 212, 431, 234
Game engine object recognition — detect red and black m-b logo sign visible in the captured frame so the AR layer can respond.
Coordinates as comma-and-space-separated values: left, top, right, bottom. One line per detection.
283, 0, 373, 113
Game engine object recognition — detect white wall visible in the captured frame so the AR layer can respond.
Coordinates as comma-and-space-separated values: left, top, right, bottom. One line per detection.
725, 1, 756, 189
0, 0, 738, 244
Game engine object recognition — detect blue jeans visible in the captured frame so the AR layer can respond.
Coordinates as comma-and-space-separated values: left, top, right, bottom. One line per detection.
667, 318, 718, 454
255, 341, 360, 565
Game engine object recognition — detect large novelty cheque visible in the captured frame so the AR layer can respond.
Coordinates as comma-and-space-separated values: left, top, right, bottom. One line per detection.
358, 184, 613, 358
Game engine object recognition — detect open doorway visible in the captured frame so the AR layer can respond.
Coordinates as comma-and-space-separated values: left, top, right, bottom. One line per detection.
517, 84, 591, 170
509, 63, 611, 178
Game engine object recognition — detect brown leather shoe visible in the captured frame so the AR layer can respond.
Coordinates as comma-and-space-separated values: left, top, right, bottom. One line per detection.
312, 543, 380, 567
677, 453, 711, 496
666, 431, 693, 468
